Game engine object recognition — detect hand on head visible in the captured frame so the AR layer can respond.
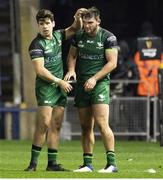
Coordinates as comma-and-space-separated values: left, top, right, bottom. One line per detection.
74, 8, 88, 20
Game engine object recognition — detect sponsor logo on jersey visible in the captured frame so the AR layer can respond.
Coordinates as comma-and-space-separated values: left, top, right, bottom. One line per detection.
44, 100, 52, 104
79, 52, 104, 60
29, 49, 43, 56
44, 52, 62, 64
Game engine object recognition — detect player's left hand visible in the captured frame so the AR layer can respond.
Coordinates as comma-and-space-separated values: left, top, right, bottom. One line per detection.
84, 77, 97, 92
74, 8, 87, 28
74, 8, 87, 20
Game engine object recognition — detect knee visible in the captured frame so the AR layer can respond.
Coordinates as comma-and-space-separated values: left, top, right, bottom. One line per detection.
43, 119, 51, 130
37, 115, 51, 131
98, 125, 106, 134
98, 122, 114, 137
96, 118, 109, 133
54, 121, 62, 132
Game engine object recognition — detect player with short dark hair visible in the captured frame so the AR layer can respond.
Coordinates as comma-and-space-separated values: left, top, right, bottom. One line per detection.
25, 8, 87, 172
65, 7, 118, 173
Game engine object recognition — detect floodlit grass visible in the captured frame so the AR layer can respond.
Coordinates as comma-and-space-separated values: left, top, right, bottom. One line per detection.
0, 140, 163, 178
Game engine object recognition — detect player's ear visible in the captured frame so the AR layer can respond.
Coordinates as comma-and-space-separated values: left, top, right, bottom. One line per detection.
97, 19, 101, 25
52, 21, 55, 28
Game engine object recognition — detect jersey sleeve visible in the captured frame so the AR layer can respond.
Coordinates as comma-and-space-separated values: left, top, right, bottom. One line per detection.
104, 34, 118, 50
28, 40, 44, 60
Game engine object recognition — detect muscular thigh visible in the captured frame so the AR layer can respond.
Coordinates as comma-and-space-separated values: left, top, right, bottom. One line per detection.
92, 104, 109, 125
51, 106, 65, 126
78, 107, 94, 128
36, 106, 53, 126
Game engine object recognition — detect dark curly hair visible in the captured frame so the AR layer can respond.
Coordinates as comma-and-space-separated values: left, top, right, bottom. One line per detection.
82, 7, 101, 22
36, 9, 54, 23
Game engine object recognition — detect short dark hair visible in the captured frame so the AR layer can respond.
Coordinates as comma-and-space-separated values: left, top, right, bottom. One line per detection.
82, 7, 101, 21
36, 9, 54, 23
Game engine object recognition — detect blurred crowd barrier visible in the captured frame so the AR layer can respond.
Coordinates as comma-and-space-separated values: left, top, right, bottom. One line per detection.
0, 80, 160, 142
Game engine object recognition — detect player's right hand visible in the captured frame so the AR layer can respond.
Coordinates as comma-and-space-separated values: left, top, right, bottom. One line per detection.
58, 80, 73, 93
64, 71, 76, 81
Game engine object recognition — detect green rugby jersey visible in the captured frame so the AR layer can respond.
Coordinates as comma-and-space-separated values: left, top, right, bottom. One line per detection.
29, 30, 65, 84
72, 27, 118, 82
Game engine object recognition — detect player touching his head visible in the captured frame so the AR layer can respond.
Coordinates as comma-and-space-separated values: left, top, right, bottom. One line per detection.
65, 7, 118, 173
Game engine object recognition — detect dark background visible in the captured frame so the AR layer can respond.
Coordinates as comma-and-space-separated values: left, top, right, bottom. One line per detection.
40, 0, 163, 46
40, 0, 163, 77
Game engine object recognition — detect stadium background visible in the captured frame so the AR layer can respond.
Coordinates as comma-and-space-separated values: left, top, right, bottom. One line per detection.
0, 0, 163, 140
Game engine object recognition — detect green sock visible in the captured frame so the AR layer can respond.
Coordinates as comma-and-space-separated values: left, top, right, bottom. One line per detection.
30, 144, 42, 164
48, 148, 58, 166
106, 151, 116, 166
83, 153, 93, 166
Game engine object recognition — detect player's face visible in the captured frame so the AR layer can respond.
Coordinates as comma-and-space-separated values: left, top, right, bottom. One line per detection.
38, 18, 55, 39
83, 17, 100, 36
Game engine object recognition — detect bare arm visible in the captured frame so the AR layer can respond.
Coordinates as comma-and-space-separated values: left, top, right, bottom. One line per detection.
32, 57, 72, 92
32, 57, 58, 82
64, 46, 78, 81
65, 8, 87, 39
84, 48, 118, 91
94, 48, 118, 81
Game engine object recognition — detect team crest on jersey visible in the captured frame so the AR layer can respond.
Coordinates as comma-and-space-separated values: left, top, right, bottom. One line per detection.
96, 42, 103, 49
78, 40, 84, 48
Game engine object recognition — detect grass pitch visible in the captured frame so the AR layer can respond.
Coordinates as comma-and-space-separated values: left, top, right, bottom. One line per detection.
0, 140, 163, 178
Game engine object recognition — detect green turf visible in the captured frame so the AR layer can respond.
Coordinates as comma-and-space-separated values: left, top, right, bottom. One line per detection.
0, 140, 163, 178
